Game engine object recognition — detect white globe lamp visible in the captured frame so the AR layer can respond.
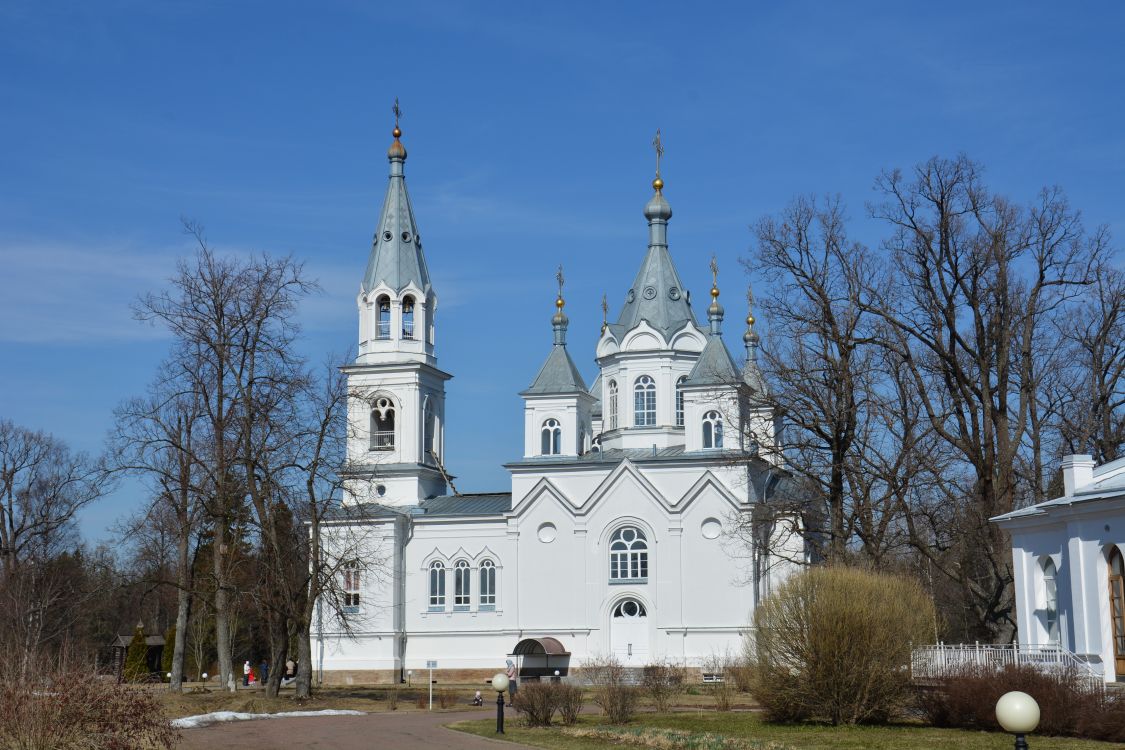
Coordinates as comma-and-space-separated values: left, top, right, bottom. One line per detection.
995, 691, 1040, 750
491, 672, 510, 733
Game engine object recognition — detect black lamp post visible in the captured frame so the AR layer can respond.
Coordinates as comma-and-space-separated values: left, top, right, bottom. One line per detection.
491, 672, 509, 733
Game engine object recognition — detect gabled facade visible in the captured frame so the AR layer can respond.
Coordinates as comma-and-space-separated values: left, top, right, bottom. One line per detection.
316, 123, 807, 685
993, 454, 1125, 684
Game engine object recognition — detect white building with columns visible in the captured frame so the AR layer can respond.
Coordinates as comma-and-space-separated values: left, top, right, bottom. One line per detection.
993, 454, 1125, 684
315, 122, 806, 685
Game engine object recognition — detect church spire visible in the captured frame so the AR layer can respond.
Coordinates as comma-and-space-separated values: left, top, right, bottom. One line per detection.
361, 98, 431, 295
707, 255, 725, 336
552, 265, 569, 346
613, 130, 697, 340
743, 283, 760, 361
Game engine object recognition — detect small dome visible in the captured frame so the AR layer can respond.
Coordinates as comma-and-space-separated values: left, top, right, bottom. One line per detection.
708, 299, 725, 319
743, 329, 760, 345
387, 126, 407, 160
644, 190, 672, 222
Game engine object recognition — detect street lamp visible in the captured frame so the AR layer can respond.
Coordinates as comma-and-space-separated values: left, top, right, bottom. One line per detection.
491, 672, 510, 734
407, 670, 412, 686
996, 691, 1040, 750
553, 669, 560, 683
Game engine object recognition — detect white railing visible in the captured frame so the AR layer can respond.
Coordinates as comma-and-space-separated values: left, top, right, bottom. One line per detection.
369, 431, 394, 450
911, 642, 1104, 692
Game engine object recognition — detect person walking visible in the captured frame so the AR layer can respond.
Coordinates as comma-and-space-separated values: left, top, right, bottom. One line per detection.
243, 661, 251, 687
259, 659, 269, 684
505, 659, 517, 706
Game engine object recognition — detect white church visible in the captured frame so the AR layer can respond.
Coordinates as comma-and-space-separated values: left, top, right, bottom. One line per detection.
314, 121, 806, 685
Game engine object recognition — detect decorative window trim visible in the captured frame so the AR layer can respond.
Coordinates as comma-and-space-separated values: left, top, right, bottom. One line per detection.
608, 380, 619, 430
702, 410, 723, 450
428, 560, 446, 609
342, 561, 361, 614
541, 418, 562, 455
479, 559, 497, 607
454, 559, 471, 608
633, 376, 656, 427
675, 376, 686, 427
609, 526, 649, 582
376, 295, 392, 340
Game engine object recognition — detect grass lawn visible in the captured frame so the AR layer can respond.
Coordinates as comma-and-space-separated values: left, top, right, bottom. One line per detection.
156, 683, 477, 719
450, 711, 1123, 750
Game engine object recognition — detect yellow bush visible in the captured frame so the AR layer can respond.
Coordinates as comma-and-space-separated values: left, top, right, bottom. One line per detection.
751, 566, 934, 725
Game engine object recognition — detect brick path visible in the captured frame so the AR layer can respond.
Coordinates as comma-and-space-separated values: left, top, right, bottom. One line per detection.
177, 707, 520, 749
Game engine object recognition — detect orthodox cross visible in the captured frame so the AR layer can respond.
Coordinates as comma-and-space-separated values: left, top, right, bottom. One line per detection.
710, 254, 719, 285
652, 128, 664, 177
746, 284, 755, 311
556, 265, 565, 296
392, 97, 402, 129
601, 293, 608, 330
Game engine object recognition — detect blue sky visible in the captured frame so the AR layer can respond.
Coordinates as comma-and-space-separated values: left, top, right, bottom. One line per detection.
1, 1, 1122, 541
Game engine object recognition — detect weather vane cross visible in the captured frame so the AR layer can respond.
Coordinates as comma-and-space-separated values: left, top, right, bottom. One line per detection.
652, 128, 664, 177
392, 97, 402, 129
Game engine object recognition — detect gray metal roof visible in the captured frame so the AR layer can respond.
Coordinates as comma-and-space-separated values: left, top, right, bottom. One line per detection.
361, 140, 432, 294
522, 345, 589, 395
419, 493, 512, 516
611, 244, 699, 340
682, 335, 740, 386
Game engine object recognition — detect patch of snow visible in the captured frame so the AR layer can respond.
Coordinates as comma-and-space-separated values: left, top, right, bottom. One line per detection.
173, 709, 365, 729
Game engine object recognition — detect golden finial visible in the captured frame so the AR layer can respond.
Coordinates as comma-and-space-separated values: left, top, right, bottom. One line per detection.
710, 254, 720, 299
652, 128, 664, 192
600, 293, 608, 333
392, 97, 402, 139
555, 265, 565, 309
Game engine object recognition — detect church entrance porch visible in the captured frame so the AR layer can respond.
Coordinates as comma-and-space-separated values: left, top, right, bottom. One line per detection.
610, 598, 649, 666
510, 637, 571, 678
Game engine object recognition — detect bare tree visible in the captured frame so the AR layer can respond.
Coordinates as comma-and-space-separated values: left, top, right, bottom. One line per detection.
867, 155, 1106, 639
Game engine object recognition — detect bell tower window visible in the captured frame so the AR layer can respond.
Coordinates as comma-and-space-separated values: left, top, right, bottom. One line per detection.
370, 397, 395, 451
376, 296, 391, 339
423, 397, 436, 463
608, 380, 619, 430
675, 376, 686, 427
541, 418, 562, 455
702, 410, 723, 449
402, 296, 415, 340
634, 375, 656, 427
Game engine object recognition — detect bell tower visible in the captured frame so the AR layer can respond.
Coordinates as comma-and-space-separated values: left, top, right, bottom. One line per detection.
342, 102, 452, 506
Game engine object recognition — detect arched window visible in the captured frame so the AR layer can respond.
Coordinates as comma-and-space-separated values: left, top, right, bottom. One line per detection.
423, 397, 436, 463
675, 376, 686, 427
702, 410, 723, 449
612, 598, 647, 618
428, 561, 445, 610
608, 380, 619, 430
1110, 548, 1125, 668
402, 296, 415, 339
370, 397, 395, 451
634, 376, 656, 427
342, 561, 360, 614
376, 296, 391, 339
1042, 558, 1059, 643
454, 560, 470, 610
541, 418, 562, 455
479, 559, 496, 609
610, 526, 649, 581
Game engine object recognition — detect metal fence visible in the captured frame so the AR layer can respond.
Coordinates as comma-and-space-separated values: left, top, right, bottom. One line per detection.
911, 642, 1104, 693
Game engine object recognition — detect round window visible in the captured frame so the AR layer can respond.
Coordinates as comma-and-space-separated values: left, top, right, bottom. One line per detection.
382, 231, 393, 242
537, 522, 557, 543
668, 287, 681, 300
376, 484, 386, 497
622, 600, 638, 616
401, 231, 411, 242
701, 518, 721, 540
643, 286, 657, 300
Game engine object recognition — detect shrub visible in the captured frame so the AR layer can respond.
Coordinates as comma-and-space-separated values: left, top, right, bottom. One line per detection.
751, 566, 935, 725
123, 625, 149, 683
436, 688, 457, 709
387, 688, 398, 710
0, 671, 179, 749
921, 664, 1124, 742
415, 691, 428, 709
513, 681, 559, 727
703, 652, 736, 712
583, 654, 640, 724
642, 659, 685, 711
556, 682, 583, 725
